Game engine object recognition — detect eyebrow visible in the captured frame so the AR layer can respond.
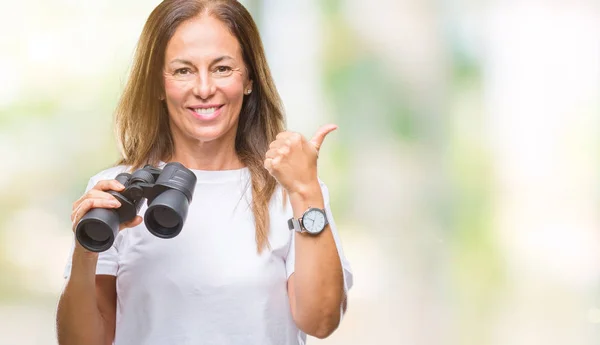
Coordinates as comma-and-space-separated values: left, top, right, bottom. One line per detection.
168, 56, 235, 66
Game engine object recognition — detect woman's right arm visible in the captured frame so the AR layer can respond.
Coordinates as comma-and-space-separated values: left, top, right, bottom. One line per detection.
56, 179, 142, 345
56, 245, 116, 345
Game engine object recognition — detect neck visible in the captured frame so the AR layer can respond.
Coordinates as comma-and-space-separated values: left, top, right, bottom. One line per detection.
166, 129, 245, 171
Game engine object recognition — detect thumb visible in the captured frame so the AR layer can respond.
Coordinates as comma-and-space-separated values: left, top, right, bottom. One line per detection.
120, 216, 143, 231
309, 124, 338, 151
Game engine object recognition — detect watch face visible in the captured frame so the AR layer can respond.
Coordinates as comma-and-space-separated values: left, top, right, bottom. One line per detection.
302, 209, 326, 234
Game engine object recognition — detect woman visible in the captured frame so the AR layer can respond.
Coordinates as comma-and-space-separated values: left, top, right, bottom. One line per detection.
57, 1, 353, 344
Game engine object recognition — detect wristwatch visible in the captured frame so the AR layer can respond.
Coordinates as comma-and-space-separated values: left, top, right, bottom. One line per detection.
288, 207, 328, 235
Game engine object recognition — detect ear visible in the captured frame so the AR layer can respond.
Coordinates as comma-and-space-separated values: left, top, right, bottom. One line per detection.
244, 79, 253, 95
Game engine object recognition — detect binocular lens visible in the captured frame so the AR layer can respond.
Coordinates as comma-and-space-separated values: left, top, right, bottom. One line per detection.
145, 189, 189, 238
76, 208, 119, 252
84, 222, 111, 242
151, 206, 180, 228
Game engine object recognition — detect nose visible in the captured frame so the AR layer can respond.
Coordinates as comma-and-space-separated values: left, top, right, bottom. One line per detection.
192, 71, 216, 100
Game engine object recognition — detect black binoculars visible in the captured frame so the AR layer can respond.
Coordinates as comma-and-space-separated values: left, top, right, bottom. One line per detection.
75, 162, 197, 252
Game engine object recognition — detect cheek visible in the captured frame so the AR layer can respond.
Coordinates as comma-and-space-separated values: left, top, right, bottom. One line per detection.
215, 77, 245, 99
164, 78, 191, 104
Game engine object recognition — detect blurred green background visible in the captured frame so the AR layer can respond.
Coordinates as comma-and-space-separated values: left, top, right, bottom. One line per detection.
1, 0, 600, 344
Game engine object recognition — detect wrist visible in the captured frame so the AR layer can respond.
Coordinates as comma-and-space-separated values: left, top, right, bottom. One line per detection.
73, 241, 99, 261
289, 182, 324, 218
289, 182, 322, 203
70, 242, 99, 282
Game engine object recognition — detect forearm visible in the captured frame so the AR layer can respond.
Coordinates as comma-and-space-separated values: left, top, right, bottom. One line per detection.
289, 183, 345, 337
56, 247, 107, 345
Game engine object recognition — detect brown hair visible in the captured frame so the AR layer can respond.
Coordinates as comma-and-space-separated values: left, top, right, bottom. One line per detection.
114, 0, 285, 252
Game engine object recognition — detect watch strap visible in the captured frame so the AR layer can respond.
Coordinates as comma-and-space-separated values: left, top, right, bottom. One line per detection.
287, 217, 302, 233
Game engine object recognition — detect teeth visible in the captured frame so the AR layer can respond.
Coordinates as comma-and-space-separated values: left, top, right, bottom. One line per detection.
193, 107, 217, 114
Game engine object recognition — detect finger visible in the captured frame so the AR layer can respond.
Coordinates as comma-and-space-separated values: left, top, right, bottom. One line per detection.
264, 157, 273, 173
309, 124, 338, 151
72, 198, 121, 223
73, 189, 121, 211
73, 179, 124, 210
270, 156, 282, 168
269, 138, 290, 150
276, 131, 293, 140
71, 198, 121, 225
277, 145, 290, 157
288, 132, 303, 145
265, 149, 278, 159
264, 156, 282, 174
120, 216, 143, 231
93, 179, 126, 192
269, 140, 280, 150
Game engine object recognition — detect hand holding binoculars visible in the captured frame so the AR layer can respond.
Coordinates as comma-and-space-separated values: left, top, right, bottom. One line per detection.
75, 162, 197, 252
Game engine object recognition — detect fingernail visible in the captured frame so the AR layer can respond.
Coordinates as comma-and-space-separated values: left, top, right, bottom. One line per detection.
111, 201, 121, 207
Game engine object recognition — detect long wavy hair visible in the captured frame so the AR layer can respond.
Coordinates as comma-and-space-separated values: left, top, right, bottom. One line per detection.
114, 0, 285, 252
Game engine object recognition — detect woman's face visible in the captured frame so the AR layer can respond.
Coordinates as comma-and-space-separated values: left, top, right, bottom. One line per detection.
162, 14, 252, 146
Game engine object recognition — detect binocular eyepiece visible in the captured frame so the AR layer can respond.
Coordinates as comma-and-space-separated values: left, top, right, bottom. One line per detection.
75, 162, 197, 252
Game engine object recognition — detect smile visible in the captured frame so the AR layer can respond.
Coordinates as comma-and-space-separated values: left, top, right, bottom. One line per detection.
194, 107, 218, 114
188, 105, 224, 121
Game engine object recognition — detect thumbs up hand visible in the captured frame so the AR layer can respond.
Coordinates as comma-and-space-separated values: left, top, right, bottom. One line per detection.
264, 124, 337, 198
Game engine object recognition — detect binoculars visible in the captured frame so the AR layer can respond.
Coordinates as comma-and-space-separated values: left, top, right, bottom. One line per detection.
75, 162, 197, 252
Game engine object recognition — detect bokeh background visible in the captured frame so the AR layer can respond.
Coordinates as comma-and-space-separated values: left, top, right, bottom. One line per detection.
1, 0, 600, 344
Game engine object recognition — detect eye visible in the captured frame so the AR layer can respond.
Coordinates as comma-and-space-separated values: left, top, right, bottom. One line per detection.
174, 68, 192, 75
214, 66, 233, 74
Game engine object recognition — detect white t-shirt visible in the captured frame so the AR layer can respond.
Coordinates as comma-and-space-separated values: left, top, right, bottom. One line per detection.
63, 164, 353, 345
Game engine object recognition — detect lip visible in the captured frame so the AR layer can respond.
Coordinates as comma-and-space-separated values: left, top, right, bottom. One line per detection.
187, 104, 224, 121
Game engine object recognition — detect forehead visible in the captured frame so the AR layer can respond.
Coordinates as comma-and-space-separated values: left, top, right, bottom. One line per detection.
165, 14, 242, 61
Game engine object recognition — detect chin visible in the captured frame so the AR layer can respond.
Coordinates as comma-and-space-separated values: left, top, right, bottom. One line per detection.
188, 126, 231, 143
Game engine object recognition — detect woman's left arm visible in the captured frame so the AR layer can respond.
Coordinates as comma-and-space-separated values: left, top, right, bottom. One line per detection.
264, 125, 347, 339
287, 188, 346, 339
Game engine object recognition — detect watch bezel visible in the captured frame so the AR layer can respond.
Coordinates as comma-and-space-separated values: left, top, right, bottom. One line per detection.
287, 207, 329, 235
300, 207, 328, 234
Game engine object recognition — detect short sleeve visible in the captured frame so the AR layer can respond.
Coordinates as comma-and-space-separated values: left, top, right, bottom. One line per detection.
63, 171, 124, 279
285, 180, 354, 294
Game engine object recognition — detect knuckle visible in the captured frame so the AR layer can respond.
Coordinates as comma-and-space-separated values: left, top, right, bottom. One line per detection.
94, 180, 105, 189
112, 180, 125, 190
277, 147, 289, 156
95, 179, 114, 191
291, 133, 302, 143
